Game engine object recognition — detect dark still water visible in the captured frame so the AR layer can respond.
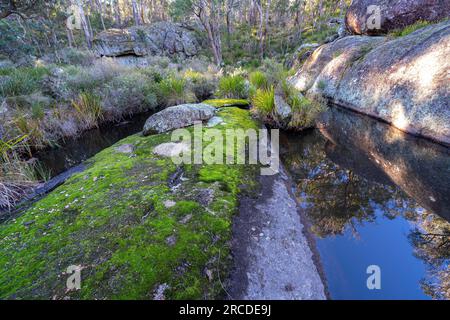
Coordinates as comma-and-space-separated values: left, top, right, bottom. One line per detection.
34, 112, 152, 178
280, 108, 450, 300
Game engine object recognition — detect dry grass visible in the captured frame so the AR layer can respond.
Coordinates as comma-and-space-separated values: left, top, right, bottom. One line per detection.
0, 135, 37, 210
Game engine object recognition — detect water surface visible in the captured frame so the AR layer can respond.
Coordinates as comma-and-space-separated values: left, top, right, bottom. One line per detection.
34, 112, 152, 178
280, 107, 450, 300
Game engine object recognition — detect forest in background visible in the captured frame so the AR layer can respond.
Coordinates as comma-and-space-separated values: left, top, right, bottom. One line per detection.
0, 0, 350, 66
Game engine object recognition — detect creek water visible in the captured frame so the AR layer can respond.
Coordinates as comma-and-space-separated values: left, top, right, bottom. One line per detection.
32, 106, 450, 300
280, 107, 450, 300
34, 111, 152, 178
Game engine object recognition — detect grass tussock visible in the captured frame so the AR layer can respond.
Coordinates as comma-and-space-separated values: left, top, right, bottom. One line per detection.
71, 92, 103, 128
289, 94, 325, 128
251, 86, 275, 117
217, 75, 248, 99
249, 71, 268, 89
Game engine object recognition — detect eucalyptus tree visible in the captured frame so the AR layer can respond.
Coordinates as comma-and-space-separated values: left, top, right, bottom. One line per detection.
171, 0, 224, 66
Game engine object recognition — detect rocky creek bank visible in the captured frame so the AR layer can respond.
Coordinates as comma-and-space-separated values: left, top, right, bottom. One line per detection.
289, 4, 450, 145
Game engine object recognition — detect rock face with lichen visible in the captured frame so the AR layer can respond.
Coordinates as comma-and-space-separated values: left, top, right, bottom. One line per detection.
93, 22, 199, 58
289, 20, 450, 145
345, 0, 450, 35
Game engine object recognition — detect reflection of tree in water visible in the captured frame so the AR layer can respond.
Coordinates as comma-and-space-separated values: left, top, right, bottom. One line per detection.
280, 130, 450, 299
281, 131, 417, 238
409, 212, 450, 299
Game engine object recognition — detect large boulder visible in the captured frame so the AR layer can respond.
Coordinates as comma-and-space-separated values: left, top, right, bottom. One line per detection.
93, 22, 199, 58
289, 20, 450, 145
143, 103, 216, 135
346, 0, 450, 35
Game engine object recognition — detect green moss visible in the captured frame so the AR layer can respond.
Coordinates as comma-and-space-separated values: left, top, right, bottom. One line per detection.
202, 99, 249, 108
389, 20, 432, 37
0, 107, 260, 300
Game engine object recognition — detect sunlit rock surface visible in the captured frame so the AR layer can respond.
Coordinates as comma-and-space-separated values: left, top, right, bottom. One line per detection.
93, 22, 199, 58
289, 20, 450, 145
317, 107, 450, 222
346, 0, 450, 35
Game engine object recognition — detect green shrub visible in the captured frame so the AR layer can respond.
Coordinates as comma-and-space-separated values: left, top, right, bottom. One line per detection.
258, 58, 287, 86
65, 60, 126, 95
251, 86, 275, 117
0, 134, 37, 209
191, 77, 215, 102
13, 114, 48, 147
102, 72, 158, 118
139, 66, 164, 83
289, 95, 326, 129
249, 71, 268, 89
0, 66, 49, 97
31, 102, 45, 120
184, 71, 216, 102
217, 75, 247, 99
157, 76, 191, 107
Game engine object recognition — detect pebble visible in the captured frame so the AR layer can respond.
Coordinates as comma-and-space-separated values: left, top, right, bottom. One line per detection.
163, 200, 176, 208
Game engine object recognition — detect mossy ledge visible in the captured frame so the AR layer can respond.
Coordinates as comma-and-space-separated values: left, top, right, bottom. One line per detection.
202, 99, 250, 109
0, 107, 260, 300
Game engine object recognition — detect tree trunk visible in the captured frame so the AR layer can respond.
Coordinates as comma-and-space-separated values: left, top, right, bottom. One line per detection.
67, 28, 75, 47
114, 0, 122, 26
255, 0, 264, 59
75, 0, 93, 48
225, 0, 234, 48
95, 0, 107, 30
131, 0, 141, 25
261, 0, 271, 59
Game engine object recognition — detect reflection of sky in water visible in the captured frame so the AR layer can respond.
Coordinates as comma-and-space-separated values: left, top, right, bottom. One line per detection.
280, 125, 449, 300
317, 209, 430, 299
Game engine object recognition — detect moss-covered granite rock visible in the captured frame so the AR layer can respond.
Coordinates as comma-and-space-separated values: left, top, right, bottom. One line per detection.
0, 108, 260, 300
